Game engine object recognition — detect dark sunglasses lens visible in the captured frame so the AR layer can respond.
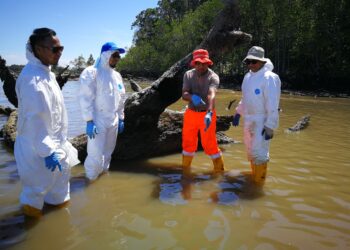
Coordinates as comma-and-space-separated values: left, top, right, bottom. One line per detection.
112, 53, 120, 59
52, 46, 64, 53
245, 60, 258, 65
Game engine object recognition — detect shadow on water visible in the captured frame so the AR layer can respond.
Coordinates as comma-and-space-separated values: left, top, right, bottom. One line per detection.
0, 211, 39, 249
70, 173, 90, 193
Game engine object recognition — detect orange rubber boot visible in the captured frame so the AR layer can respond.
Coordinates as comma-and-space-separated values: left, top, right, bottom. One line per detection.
212, 155, 224, 173
182, 155, 193, 177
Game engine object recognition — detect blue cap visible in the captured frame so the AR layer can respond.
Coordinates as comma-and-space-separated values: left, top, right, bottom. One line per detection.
100, 42, 125, 54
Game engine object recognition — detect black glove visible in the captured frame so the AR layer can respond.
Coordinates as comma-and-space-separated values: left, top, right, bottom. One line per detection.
262, 126, 274, 140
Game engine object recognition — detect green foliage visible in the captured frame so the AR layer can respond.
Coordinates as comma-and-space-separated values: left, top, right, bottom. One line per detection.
118, 0, 223, 76
69, 55, 87, 76
238, 0, 350, 91
120, 0, 350, 92
86, 54, 95, 66
132, 8, 160, 45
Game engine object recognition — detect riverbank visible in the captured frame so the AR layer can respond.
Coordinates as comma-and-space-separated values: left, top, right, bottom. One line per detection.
1, 79, 350, 118
124, 77, 350, 99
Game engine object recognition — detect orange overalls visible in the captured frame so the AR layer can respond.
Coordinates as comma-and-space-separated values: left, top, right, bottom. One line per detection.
182, 109, 220, 157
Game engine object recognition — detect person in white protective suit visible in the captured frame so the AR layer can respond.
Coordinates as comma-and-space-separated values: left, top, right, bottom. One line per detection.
79, 42, 126, 181
14, 28, 80, 218
232, 46, 281, 185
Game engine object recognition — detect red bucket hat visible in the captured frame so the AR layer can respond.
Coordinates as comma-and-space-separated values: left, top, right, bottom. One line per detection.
190, 49, 213, 67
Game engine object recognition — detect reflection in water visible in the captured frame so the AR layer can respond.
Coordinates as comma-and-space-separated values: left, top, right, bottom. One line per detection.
155, 168, 265, 207
0, 214, 40, 249
156, 174, 188, 205
70, 174, 90, 193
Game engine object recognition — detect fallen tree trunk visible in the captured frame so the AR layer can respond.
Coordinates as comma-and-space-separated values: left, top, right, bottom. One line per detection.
1, 0, 251, 161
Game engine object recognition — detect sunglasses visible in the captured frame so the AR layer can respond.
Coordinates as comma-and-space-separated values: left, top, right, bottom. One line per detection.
111, 53, 120, 59
245, 59, 258, 65
39, 45, 64, 53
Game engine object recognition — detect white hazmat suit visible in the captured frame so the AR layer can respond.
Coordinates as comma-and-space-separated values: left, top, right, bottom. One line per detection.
236, 59, 281, 165
14, 44, 80, 210
79, 49, 126, 180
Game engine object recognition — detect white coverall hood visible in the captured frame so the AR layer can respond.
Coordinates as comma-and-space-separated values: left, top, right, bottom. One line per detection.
263, 58, 274, 72
25, 43, 51, 71
95, 50, 115, 70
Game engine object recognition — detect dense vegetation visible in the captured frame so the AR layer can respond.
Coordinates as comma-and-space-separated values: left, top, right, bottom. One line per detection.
117, 0, 350, 93
4, 0, 348, 93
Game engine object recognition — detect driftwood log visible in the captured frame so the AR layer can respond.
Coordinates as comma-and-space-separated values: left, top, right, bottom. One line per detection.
0, 56, 18, 107
0, 105, 14, 116
55, 65, 71, 89
288, 115, 311, 132
128, 79, 143, 92
1, 110, 17, 148
1, 0, 251, 161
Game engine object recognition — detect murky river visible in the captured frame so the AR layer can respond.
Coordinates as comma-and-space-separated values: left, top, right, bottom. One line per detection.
0, 81, 350, 249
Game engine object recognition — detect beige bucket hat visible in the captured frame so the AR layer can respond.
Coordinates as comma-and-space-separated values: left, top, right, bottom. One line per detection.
243, 46, 268, 62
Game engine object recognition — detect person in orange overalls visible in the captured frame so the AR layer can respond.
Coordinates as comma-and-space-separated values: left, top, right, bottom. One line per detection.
181, 49, 224, 175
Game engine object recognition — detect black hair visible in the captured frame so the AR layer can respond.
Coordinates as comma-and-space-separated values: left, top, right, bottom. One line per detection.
29, 27, 56, 52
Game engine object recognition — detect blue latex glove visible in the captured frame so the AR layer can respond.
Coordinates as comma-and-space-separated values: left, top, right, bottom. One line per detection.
191, 94, 205, 107
232, 113, 241, 127
118, 119, 124, 134
86, 120, 98, 139
204, 111, 213, 131
44, 152, 62, 172
262, 126, 274, 140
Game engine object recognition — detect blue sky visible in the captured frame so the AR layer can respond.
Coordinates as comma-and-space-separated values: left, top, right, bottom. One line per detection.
0, 0, 159, 66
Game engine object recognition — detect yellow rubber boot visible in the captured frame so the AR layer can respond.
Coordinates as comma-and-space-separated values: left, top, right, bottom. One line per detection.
55, 200, 70, 209
45, 200, 70, 209
253, 163, 267, 185
182, 155, 193, 177
22, 204, 42, 218
250, 160, 256, 175
212, 155, 224, 173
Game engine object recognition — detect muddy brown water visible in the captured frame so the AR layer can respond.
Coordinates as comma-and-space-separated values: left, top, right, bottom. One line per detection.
0, 82, 349, 249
